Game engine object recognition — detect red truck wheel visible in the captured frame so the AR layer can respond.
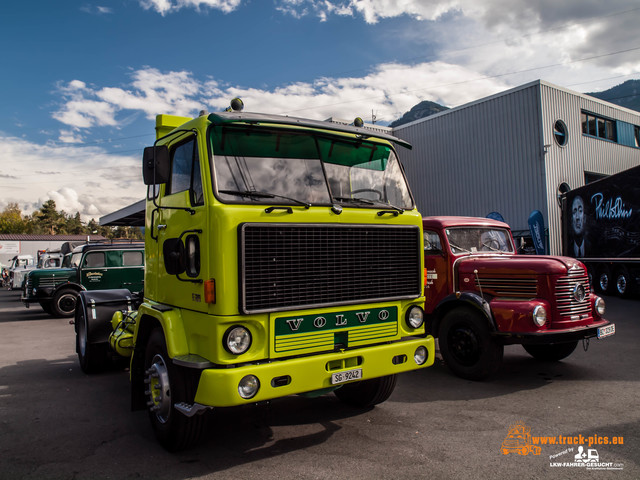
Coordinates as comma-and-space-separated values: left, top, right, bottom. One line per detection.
439, 307, 503, 380
522, 342, 577, 362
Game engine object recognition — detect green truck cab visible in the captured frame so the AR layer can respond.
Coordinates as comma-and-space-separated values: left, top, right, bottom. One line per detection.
75, 102, 435, 451
22, 243, 144, 317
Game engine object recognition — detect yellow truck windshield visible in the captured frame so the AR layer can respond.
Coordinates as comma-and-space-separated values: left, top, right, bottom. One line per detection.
210, 126, 413, 209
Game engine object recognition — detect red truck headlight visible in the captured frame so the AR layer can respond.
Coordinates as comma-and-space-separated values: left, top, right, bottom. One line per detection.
532, 305, 547, 327
595, 297, 606, 316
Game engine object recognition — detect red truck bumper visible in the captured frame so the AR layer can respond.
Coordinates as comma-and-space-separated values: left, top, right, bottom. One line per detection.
492, 319, 614, 345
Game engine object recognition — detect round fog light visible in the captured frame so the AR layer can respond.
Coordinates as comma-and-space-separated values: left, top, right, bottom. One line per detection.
238, 375, 260, 399
533, 305, 547, 327
595, 297, 605, 316
414, 346, 428, 365
406, 306, 425, 329
224, 325, 252, 355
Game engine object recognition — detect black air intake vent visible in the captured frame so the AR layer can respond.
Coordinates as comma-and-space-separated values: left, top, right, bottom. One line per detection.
240, 223, 421, 313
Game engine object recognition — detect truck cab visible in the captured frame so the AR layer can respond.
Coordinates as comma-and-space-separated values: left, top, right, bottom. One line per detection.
74, 104, 435, 451
423, 216, 613, 380
22, 242, 144, 317
8, 254, 36, 290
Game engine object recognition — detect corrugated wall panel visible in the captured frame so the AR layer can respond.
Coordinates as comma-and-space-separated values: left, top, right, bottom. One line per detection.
395, 82, 546, 235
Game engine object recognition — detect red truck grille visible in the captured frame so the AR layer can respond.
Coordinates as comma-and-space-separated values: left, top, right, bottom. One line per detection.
474, 278, 538, 298
555, 268, 592, 318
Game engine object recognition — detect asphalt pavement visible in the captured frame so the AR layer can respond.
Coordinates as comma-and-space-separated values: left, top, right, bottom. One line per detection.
0, 288, 638, 480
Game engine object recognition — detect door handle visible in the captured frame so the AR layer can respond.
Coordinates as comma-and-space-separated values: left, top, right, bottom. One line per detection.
157, 224, 167, 230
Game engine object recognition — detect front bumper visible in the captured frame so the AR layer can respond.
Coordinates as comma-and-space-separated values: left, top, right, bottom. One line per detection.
492, 319, 613, 345
192, 336, 435, 407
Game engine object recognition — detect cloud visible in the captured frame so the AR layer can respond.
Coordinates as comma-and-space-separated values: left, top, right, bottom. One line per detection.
139, 0, 242, 15
52, 62, 512, 132
0, 133, 144, 222
80, 4, 114, 15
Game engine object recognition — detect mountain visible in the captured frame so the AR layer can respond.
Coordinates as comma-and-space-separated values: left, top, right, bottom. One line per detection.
389, 80, 640, 129
585, 79, 640, 112
389, 100, 449, 128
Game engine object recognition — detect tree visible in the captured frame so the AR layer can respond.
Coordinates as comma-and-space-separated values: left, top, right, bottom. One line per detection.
0, 203, 27, 233
38, 200, 62, 235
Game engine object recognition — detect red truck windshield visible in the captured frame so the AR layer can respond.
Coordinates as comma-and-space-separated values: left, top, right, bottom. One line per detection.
444, 227, 514, 254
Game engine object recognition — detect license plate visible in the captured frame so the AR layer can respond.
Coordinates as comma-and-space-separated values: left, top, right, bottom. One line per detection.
331, 368, 362, 385
597, 324, 615, 339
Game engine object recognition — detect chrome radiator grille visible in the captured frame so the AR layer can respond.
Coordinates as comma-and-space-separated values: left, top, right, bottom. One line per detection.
240, 223, 422, 313
555, 268, 592, 317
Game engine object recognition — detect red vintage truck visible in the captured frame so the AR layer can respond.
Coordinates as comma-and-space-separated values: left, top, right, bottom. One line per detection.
422, 216, 614, 380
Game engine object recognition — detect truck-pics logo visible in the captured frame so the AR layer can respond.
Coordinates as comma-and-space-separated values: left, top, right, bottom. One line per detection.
501, 423, 541, 456
501, 423, 625, 471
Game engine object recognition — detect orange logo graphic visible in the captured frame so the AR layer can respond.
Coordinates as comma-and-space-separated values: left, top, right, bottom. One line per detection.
501, 423, 542, 456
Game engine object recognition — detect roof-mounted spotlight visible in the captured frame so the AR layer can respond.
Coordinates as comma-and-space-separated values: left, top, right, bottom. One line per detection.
225, 97, 244, 112
353, 117, 364, 128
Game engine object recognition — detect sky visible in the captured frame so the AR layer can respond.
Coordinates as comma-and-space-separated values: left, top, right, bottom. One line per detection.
1, 0, 639, 222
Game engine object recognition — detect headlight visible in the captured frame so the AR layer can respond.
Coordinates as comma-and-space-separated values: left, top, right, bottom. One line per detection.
223, 325, 252, 355
414, 346, 428, 365
406, 306, 425, 329
533, 305, 547, 327
595, 297, 606, 316
238, 375, 260, 399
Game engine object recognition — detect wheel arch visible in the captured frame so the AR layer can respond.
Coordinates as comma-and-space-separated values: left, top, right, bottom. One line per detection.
432, 292, 496, 338
52, 282, 84, 298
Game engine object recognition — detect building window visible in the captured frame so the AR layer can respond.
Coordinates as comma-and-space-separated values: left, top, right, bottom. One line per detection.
635, 126, 640, 148
554, 120, 568, 146
581, 111, 617, 142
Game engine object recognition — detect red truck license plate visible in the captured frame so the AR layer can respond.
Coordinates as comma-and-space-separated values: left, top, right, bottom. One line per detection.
597, 324, 615, 339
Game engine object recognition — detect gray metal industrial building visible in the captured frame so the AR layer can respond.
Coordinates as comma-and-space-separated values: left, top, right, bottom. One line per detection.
392, 79, 640, 255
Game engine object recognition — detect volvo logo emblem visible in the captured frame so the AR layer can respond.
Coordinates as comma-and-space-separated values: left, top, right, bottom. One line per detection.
573, 283, 586, 302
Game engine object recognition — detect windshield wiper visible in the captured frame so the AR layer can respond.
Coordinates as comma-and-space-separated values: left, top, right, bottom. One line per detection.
219, 189, 311, 208
334, 196, 404, 214
448, 241, 471, 254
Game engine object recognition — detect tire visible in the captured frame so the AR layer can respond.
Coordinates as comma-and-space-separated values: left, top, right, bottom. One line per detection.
75, 296, 109, 374
597, 268, 611, 294
438, 307, 503, 380
614, 268, 631, 298
51, 287, 78, 317
334, 374, 397, 408
522, 341, 578, 362
144, 328, 206, 451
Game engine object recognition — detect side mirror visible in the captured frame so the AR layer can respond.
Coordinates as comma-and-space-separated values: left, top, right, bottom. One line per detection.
142, 145, 170, 185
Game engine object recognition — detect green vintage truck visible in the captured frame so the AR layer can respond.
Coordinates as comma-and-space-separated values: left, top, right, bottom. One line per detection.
21, 242, 144, 317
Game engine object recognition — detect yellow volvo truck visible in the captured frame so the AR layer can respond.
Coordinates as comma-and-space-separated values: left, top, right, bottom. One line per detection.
74, 100, 434, 451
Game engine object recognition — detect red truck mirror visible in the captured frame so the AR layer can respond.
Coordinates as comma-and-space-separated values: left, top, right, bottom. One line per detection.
142, 145, 170, 185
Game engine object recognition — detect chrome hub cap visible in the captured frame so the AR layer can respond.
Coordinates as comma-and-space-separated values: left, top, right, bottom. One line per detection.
145, 354, 171, 423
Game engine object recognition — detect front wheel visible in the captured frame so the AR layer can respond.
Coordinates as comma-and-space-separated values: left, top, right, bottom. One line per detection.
51, 287, 78, 317
523, 341, 578, 361
438, 307, 503, 380
334, 375, 397, 408
144, 328, 206, 451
